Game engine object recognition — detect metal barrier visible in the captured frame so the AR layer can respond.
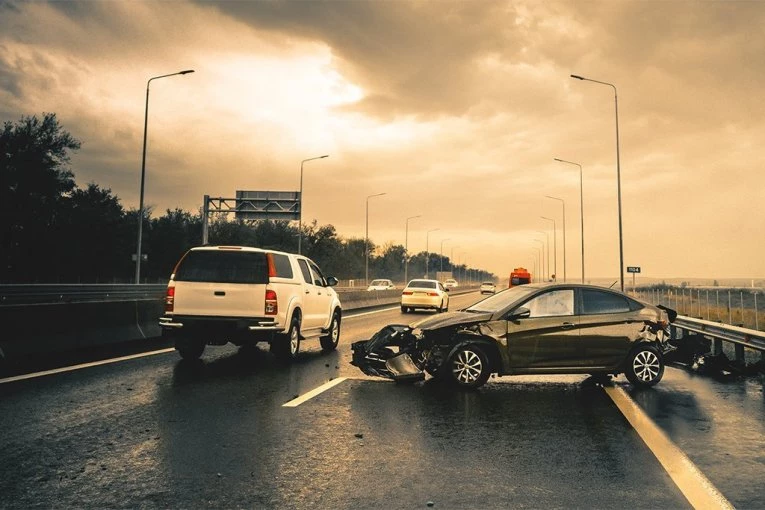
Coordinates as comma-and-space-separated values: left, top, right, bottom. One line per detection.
672, 315, 765, 371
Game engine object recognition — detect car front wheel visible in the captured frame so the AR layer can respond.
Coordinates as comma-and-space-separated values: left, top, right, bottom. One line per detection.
447, 345, 491, 389
625, 345, 664, 387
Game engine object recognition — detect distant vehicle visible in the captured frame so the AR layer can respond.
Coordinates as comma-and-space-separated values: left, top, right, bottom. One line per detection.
480, 281, 496, 294
509, 267, 532, 287
401, 279, 450, 313
444, 278, 459, 289
367, 279, 395, 291
159, 246, 342, 361
353, 283, 676, 389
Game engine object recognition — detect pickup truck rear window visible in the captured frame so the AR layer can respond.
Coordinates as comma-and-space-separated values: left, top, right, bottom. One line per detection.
174, 251, 268, 284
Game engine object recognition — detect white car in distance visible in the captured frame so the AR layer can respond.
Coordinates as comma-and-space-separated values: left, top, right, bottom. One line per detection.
367, 279, 395, 291
401, 279, 450, 313
480, 281, 496, 294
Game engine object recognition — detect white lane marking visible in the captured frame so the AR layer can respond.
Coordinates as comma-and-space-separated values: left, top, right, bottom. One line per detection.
605, 385, 734, 510
0, 348, 175, 385
283, 377, 349, 407
345, 306, 400, 319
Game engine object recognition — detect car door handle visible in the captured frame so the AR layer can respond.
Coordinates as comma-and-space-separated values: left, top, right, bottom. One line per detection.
214, 291, 225, 296
560, 322, 575, 330
305, 290, 310, 294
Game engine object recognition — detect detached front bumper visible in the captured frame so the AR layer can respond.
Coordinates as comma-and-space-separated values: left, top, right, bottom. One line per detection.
350, 324, 426, 382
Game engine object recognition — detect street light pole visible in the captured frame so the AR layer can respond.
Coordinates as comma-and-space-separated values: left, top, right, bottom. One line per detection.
425, 228, 439, 278
541, 217, 557, 281
439, 238, 451, 275
365, 192, 386, 285
404, 215, 421, 285
536, 232, 549, 281
545, 196, 566, 283
135, 69, 194, 284
450, 245, 459, 274
533, 239, 545, 281
532, 247, 541, 283
298, 154, 329, 255
571, 74, 624, 291
554, 158, 584, 283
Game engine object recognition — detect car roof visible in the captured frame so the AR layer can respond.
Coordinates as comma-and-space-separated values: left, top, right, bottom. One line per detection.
190, 245, 296, 257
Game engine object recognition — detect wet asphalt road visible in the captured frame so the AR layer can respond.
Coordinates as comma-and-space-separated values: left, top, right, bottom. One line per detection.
1, 292, 763, 509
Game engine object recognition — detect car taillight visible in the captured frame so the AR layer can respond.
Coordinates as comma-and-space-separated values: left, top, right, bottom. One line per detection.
164, 286, 175, 312
427, 292, 439, 296
265, 289, 278, 315
402, 291, 413, 295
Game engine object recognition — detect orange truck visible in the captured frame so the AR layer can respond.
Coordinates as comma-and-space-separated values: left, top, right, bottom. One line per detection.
509, 267, 532, 287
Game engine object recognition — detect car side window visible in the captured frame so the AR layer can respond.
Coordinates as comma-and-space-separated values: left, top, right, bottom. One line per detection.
581, 289, 631, 314
297, 259, 312, 284
308, 260, 326, 287
522, 290, 574, 317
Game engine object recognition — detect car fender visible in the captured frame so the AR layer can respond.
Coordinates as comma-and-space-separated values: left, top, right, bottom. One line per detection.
445, 335, 502, 374
618, 340, 663, 372
283, 294, 302, 331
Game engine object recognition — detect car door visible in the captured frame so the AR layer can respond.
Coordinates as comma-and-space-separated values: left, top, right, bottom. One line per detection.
577, 288, 643, 369
305, 259, 333, 330
504, 288, 579, 369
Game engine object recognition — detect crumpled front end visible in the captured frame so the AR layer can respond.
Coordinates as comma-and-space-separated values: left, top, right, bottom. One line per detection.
351, 324, 427, 382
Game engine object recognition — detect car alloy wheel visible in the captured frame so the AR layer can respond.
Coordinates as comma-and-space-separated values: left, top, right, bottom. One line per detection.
448, 345, 491, 388
626, 345, 664, 387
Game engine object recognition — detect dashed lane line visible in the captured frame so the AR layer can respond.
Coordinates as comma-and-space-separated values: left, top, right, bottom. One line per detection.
282, 377, 350, 407
0, 348, 176, 385
605, 384, 734, 510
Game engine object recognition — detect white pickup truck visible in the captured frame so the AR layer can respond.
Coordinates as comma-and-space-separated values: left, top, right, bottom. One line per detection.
159, 246, 342, 361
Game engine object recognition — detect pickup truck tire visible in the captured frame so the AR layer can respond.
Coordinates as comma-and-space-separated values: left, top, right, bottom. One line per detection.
320, 311, 341, 352
272, 316, 301, 361
176, 337, 205, 360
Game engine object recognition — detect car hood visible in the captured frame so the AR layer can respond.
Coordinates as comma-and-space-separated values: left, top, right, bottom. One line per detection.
410, 310, 493, 330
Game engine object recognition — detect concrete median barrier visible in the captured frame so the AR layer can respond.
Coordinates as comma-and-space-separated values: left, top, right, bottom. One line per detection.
0, 286, 479, 367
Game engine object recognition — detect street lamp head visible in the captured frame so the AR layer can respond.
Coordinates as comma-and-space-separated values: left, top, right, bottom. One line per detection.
570, 74, 584, 80
179, 70, 195, 75
319, 154, 329, 159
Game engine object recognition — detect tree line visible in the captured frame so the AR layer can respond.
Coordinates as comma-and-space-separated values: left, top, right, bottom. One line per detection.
1, 113, 495, 284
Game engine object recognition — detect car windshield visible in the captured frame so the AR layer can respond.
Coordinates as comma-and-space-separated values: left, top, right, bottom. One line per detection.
482, 282, 493, 285
407, 280, 437, 289
370, 280, 387, 286
465, 286, 537, 313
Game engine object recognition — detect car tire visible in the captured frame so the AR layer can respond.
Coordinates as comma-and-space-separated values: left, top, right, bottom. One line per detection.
401, 305, 408, 313
447, 344, 491, 389
438, 300, 444, 313
176, 338, 205, 360
320, 311, 341, 352
273, 316, 301, 361
625, 344, 664, 387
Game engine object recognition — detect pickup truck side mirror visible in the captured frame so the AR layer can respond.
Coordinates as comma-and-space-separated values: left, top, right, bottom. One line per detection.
326, 276, 339, 287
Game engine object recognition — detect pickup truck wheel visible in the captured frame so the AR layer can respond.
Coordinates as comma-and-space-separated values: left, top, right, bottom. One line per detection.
320, 312, 341, 352
273, 317, 301, 361
176, 338, 205, 360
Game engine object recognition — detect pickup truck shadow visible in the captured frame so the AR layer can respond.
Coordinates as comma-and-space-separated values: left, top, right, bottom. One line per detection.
171, 344, 341, 385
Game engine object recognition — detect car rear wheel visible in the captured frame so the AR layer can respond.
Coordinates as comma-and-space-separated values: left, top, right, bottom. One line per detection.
401, 305, 408, 313
438, 300, 445, 313
320, 312, 341, 352
447, 345, 491, 389
272, 316, 301, 361
176, 337, 205, 360
625, 345, 664, 387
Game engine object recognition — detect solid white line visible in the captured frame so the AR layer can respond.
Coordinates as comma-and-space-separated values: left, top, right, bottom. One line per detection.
0, 348, 175, 385
345, 306, 400, 319
605, 385, 734, 510
282, 377, 348, 407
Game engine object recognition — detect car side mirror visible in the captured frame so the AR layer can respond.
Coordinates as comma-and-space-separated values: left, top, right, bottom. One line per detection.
444, 287, 450, 292
509, 307, 530, 321
326, 276, 339, 287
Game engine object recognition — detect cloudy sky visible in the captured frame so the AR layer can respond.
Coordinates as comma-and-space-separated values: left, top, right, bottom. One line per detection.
2, 0, 763, 281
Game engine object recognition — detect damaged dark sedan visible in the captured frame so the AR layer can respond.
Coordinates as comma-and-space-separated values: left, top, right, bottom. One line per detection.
352, 283, 676, 389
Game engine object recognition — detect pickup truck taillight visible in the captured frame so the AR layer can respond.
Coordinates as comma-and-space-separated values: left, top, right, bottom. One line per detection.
265, 289, 278, 315
164, 286, 175, 312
